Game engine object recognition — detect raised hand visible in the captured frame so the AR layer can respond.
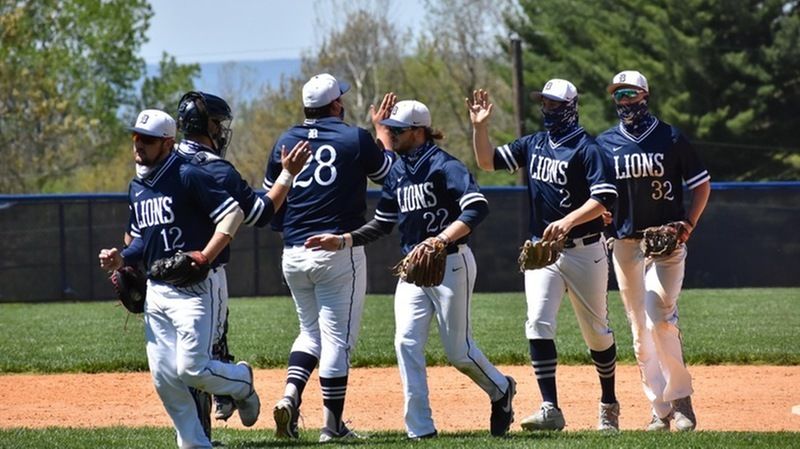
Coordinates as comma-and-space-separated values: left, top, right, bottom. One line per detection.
466, 89, 494, 126
370, 92, 397, 128
281, 140, 312, 175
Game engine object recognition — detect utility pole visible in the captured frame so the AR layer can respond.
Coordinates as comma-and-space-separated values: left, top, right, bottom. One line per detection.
510, 34, 527, 185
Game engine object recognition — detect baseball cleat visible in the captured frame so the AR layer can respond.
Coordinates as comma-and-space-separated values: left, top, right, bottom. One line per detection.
408, 430, 438, 440
490, 376, 516, 436
520, 401, 565, 431
598, 401, 620, 431
646, 413, 671, 431
671, 396, 697, 431
234, 361, 260, 427
319, 423, 363, 443
273, 396, 300, 439
213, 395, 236, 421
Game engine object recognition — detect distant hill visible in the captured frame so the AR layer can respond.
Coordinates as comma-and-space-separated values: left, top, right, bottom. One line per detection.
145, 58, 301, 102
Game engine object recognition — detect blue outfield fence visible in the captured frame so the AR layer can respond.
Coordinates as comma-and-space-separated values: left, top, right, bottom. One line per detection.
0, 182, 798, 302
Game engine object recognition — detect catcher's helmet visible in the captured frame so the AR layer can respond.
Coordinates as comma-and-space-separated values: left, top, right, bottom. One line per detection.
177, 91, 233, 156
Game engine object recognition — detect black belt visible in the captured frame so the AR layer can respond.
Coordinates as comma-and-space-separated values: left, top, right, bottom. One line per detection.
446, 244, 461, 254
563, 233, 601, 248
623, 231, 644, 240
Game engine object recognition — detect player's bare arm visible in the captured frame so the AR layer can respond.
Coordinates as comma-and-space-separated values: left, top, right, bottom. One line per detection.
542, 199, 606, 241
436, 220, 472, 244
466, 89, 496, 171
370, 92, 397, 150
200, 206, 245, 262
680, 180, 711, 242
266, 140, 312, 209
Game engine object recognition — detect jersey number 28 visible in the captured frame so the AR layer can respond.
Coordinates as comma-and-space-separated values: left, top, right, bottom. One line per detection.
293, 145, 338, 188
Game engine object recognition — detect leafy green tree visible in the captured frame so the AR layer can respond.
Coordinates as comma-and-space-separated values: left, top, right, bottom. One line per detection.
0, 0, 199, 193
0, 0, 151, 192
508, 0, 800, 180
138, 53, 201, 115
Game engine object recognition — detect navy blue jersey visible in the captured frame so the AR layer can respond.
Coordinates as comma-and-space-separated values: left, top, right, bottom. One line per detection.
263, 117, 393, 245
375, 142, 487, 254
177, 140, 275, 264
596, 120, 710, 238
494, 127, 617, 239
127, 152, 239, 272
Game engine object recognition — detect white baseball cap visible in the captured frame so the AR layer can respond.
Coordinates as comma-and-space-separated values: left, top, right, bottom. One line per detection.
129, 109, 176, 138
531, 79, 578, 102
607, 70, 649, 93
302, 73, 351, 108
380, 100, 432, 128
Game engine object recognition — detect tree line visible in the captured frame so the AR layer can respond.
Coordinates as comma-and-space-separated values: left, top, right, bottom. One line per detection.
1, 0, 797, 193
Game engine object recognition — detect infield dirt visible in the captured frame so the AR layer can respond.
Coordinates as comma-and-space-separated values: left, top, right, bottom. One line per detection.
2, 365, 798, 432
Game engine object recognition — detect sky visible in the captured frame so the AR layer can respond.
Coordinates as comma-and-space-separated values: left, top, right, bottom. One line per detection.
139, 0, 426, 64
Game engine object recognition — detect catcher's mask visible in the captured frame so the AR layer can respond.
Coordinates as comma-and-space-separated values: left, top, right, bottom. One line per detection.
177, 91, 233, 157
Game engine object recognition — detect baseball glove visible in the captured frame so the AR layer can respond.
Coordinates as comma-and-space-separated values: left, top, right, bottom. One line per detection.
110, 266, 146, 314
518, 238, 565, 272
640, 222, 687, 257
393, 237, 448, 287
150, 250, 210, 287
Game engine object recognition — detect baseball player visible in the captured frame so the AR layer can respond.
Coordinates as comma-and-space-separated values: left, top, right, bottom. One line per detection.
306, 100, 517, 439
262, 74, 395, 442
173, 91, 310, 423
98, 109, 260, 449
597, 70, 711, 431
468, 81, 621, 431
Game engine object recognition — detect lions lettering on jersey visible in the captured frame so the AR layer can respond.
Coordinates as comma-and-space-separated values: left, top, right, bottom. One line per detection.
397, 182, 437, 213
132, 196, 175, 229
613, 152, 665, 179
127, 152, 239, 271
375, 142, 487, 254
530, 155, 568, 185
597, 120, 710, 238
494, 127, 617, 239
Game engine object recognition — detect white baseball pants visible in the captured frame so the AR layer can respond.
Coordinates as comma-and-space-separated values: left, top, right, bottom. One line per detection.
524, 239, 615, 351
394, 245, 509, 438
282, 245, 367, 378
145, 267, 254, 449
612, 238, 693, 418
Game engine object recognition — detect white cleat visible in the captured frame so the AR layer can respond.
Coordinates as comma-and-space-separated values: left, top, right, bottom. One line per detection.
598, 402, 620, 431
234, 362, 260, 427
520, 401, 565, 431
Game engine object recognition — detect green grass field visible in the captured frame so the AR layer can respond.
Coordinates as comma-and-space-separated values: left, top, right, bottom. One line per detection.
1, 288, 798, 448
0, 428, 798, 449
1, 288, 798, 373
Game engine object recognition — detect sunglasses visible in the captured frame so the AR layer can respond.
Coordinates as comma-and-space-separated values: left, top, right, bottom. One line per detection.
132, 133, 162, 145
388, 127, 414, 136
613, 89, 643, 102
